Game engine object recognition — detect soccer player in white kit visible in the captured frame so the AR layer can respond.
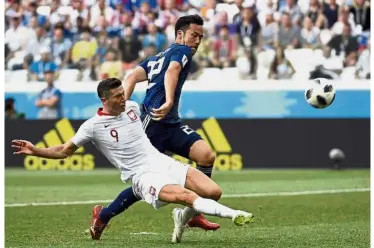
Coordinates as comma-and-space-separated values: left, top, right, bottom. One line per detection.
11, 78, 254, 243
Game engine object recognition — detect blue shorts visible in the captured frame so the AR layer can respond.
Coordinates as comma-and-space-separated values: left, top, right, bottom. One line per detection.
141, 114, 202, 158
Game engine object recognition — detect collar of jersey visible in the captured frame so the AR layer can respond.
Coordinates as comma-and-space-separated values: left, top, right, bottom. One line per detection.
97, 108, 116, 116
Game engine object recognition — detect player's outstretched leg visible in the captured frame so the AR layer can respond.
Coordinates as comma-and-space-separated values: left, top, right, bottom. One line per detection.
186, 139, 220, 230
158, 184, 254, 243
90, 186, 140, 240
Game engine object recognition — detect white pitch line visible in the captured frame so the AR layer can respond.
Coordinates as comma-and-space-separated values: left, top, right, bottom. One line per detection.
4, 188, 369, 208
5, 199, 113, 207
222, 188, 370, 198
130, 232, 158, 235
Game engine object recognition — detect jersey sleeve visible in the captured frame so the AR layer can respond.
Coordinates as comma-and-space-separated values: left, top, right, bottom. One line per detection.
126, 101, 141, 116
70, 120, 93, 147
139, 58, 149, 73
170, 47, 192, 69
53, 89, 62, 99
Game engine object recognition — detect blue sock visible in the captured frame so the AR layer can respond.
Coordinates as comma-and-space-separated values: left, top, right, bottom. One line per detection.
196, 165, 213, 178
99, 186, 140, 224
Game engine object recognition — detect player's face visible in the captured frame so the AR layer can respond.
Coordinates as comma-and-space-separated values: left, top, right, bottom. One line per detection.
104, 86, 126, 114
44, 72, 54, 84
182, 24, 204, 55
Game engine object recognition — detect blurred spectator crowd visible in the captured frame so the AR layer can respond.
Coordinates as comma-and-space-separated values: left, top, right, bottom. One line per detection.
4, 0, 371, 83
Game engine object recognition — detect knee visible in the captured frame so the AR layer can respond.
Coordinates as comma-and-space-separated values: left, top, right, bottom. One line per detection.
211, 187, 222, 201
196, 150, 216, 166
206, 186, 222, 201
176, 190, 198, 206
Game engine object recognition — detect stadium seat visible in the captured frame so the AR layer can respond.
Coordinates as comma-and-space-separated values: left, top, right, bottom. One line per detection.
313, 49, 326, 66
7, 50, 27, 70
256, 66, 270, 80
37, 6, 51, 16
298, 0, 311, 13
257, 49, 275, 69
5, 71, 12, 83
236, 57, 251, 76
57, 6, 72, 15
291, 69, 310, 80
285, 49, 315, 77
340, 67, 356, 80
323, 56, 344, 71
285, 48, 314, 66
8, 70, 28, 83
58, 69, 80, 82
216, 3, 237, 21
197, 68, 222, 81
216, 3, 230, 12
221, 68, 241, 81
319, 29, 333, 46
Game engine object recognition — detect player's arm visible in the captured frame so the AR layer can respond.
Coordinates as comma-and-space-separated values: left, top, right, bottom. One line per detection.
150, 61, 182, 120
124, 66, 148, 101
38, 93, 60, 108
12, 140, 78, 159
43, 95, 60, 107
12, 121, 92, 159
164, 61, 182, 105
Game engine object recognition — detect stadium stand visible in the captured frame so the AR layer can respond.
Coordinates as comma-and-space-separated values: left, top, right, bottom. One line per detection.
4, 0, 370, 82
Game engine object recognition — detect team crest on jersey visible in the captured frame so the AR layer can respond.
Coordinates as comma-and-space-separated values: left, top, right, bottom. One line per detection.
127, 110, 138, 121
149, 186, 156, 196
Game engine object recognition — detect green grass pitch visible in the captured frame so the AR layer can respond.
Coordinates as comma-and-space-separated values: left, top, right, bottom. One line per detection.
5, 169, 370, 248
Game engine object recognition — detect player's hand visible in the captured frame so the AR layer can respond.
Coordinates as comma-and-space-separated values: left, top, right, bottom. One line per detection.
12, 140, 35, 155
151, 101, 173, 121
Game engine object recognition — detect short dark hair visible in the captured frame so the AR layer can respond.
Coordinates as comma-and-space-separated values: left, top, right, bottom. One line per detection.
54, 23, 64, 30
5, 98, 14, 111
175, 14, 204, 38
81, 26, 91, 34
220, 25, 229, 31
97, 78, 122, 99
44, 70, 55, 74
106, 48, 117, 55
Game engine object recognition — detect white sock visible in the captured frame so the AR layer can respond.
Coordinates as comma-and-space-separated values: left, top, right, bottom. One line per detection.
192, 197, 237, 219
180, 207, 200, 225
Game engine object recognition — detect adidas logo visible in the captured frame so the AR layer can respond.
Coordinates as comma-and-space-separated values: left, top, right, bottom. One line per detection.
24, 118, 95, 171
172, 118, 243, 171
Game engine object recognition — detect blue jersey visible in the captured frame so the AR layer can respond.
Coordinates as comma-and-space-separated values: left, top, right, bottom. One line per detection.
139, 43, 193, 124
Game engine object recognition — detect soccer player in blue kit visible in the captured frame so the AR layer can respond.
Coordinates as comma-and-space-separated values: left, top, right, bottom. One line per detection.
89, 15, 220, 239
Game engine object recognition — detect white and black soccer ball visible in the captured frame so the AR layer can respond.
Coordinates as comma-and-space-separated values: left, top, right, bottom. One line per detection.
329, 148, 345, 161
305, 78, 336, 109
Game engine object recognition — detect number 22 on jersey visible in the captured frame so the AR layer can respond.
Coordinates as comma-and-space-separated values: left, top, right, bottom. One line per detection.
147, 57, 165, 84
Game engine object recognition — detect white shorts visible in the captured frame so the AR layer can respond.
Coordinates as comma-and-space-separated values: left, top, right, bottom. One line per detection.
132, 158, 190, 209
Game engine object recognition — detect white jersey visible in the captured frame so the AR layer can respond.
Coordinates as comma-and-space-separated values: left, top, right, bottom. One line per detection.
71, 101, 168, 182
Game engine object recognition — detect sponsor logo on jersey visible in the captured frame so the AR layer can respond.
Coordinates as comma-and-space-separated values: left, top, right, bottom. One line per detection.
24, 118, 95, 171
172, 118, 243, 171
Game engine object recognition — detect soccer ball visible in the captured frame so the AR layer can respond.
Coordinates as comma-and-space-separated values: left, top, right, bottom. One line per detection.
305, 78, 336, 109
329, 148, 345, 160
